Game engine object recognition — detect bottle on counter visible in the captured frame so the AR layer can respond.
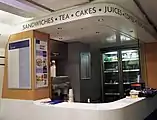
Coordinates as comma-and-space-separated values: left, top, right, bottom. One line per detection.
68, 89, 74, 102
137, 75, 140, 83
51, 60, 56, 77
87, 98, 90, 103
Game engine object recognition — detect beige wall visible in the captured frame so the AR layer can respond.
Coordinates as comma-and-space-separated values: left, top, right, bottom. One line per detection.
144, 42, 157, 88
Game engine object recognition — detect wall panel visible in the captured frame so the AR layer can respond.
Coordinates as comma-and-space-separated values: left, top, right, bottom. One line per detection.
145, 42, 157, 88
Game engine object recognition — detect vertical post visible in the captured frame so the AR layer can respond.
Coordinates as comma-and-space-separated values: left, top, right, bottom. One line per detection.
116, 33, 124, 98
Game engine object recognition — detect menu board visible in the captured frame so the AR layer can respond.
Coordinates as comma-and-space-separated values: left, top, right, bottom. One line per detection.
35, 39, 48, 88
8, 39, 31, 89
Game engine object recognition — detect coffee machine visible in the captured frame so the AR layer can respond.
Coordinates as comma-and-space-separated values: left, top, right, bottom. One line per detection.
51, 76, 71, 101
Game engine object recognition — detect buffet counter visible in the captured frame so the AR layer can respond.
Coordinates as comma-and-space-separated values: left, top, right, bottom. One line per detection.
0, 96, 157, 120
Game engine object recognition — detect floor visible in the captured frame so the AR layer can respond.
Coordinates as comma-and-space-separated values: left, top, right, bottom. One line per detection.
145, 109, 157, 120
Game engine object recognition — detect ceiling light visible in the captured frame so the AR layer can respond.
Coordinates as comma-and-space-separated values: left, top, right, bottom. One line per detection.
96, 32, 100, 34
106, 35, 116, 42
98, 19, 104, 22
121, 35, 131, 41
58, 27, 62, 30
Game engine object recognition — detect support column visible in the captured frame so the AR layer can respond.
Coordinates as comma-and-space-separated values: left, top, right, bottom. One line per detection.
2, 30, 50, 100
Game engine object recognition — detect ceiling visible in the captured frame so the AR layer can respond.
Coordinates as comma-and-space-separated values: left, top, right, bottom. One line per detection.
38, 16, 140, 48
0, 0, 154, 23
137, 0, 157, 28
29, 0, 89, 10
0, 0, 50, 17
0, 0, 151, 27
0, 10, 31, 25
0, 8, 33, 48
92, 0, 145, 20
0, 0, 157, 48
5, 0, 146, 21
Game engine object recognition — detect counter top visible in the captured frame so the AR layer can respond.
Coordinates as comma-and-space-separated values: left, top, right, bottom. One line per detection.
33, 97, 145, 110
1, 96, 157, 120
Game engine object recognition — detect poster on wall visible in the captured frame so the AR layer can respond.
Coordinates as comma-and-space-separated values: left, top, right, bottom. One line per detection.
8, 39, 31, 89
35, 39, 48, 88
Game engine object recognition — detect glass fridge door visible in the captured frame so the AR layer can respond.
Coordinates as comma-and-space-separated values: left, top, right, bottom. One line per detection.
102, 51, 120, 102
121, 49, 140, 96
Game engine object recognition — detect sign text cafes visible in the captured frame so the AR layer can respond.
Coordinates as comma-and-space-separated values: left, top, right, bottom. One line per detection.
23, 5, 145, 30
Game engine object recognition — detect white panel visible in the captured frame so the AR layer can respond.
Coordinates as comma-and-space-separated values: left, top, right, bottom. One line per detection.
0, 48, 5, 56
0, 66, 4, 98
0, 23, 12, 48
0, 58, 4, 65
0, 10, 31, 25
8, 49, 19, 88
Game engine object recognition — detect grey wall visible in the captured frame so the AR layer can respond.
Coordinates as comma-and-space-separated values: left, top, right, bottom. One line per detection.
66, 42, 101, 102
90, 49, 101, 101
80, 48, 101, 102
66, 42, 90, 102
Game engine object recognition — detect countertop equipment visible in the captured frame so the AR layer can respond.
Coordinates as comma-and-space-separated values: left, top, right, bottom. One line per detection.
51, 76, 71, 101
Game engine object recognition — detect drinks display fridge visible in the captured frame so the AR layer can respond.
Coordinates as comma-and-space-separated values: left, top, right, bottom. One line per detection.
101, 47, 140, 102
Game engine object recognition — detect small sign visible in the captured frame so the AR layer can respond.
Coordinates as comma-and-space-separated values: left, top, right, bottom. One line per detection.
8, 39, 31, 89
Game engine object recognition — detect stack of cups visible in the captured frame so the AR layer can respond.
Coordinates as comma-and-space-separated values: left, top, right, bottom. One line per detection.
68, 89, 74, 102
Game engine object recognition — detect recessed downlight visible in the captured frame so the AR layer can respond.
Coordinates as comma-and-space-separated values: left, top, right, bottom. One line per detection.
98, 19, 104, 22
129, 30, 133, 33
96, 32, 100, 34
58, 27, 62, 30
